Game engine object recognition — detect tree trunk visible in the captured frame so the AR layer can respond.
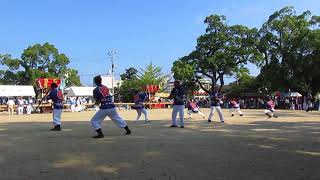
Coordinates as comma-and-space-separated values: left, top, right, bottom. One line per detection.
211, 77, 216, 92
196, 78, 210, 94
218, 73, 224, 92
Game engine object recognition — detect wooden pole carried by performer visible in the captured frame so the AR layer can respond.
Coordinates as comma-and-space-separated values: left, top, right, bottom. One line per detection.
34, 90, 51, 113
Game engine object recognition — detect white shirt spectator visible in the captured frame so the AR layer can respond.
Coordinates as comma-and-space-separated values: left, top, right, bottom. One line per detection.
8, 99, 15, 106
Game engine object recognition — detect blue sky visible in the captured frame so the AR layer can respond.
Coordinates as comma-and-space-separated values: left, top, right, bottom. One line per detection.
1, 0, 319, 85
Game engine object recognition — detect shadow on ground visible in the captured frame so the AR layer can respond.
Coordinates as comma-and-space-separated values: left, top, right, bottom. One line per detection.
0, 119, 319, 180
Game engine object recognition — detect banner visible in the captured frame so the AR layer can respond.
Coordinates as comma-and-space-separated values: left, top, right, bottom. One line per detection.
36, 78, 62, 89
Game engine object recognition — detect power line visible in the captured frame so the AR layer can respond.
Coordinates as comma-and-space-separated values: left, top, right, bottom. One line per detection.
79, 73, 108, 77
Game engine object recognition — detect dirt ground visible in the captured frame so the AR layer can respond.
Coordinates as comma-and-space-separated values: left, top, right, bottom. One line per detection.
0, 108, 319, 180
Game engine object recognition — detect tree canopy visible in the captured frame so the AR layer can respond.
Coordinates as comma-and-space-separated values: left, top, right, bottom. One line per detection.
173, 6, 320, 96
257, 6, 320, 94
119, 63, 166, 102
138, 62, 166, 87
0, 42, 81, 87
119, 67, 141, 102
172, 15, 262, 93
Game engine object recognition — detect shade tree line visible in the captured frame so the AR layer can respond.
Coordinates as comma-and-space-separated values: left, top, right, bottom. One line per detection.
0, 42, 167, 103
172, 6, 320, 96
0, 43, 81, 87
1, 6, 319, 100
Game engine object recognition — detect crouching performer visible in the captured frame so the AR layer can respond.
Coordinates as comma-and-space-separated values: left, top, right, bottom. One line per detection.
229, 98, 243, 117
187, 99, 205, 119
265, 98, 278, 118
90, 75, 131, 138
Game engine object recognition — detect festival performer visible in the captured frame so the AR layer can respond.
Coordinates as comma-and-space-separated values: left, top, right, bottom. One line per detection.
133, 90, 150, 123
264, 98, 278, 118
168, 80, 185, 128
47, 83, 64, 131
306, 100, 313, 112
90, 75, 131, 138
187, 99, 205, 119
208, 88, 224, 123
228, 98, 243, 117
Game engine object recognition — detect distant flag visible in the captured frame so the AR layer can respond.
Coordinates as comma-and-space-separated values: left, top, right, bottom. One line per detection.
60, 78, 66, 92
60, 72, 69, 92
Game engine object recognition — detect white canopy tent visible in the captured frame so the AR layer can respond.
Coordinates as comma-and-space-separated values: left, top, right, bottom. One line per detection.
66, 87, 95, 97
284, 92, 302, 97
0, 85, 36, 97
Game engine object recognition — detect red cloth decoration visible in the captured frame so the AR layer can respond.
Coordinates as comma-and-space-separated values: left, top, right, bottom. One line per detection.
36, 78, 61, 89
142, 85, 159, 94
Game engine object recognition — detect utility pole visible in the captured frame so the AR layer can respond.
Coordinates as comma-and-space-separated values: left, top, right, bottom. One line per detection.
107, 49, 117, 95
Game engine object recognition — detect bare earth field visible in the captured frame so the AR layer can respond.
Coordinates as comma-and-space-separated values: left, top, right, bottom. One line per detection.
0, 108, 319, 180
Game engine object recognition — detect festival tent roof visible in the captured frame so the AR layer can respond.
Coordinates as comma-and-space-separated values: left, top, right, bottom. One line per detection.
65, 87, 114, 97
66, 87, 95, 97
272, 91, 303, 97
0, 85, 36, 97
284, 92, 302, 97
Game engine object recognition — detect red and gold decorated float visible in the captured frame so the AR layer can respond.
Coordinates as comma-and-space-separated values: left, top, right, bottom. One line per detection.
142, 85, 168, 108
142, 85, 159, 101
36, 78, 61, 89
142, 85, 159, 94
35, 78, 62, 112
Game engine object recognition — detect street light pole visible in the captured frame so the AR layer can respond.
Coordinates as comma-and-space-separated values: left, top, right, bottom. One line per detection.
107, 49, 117, 96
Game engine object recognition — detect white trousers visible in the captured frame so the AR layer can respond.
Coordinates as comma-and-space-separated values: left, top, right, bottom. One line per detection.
90, 108, 127, 130
71, 104, 76, 112
229, 108, 243, 115
187, 110, 205, 118
135, 108, 148, 122
264, 109, 275, 116
172, 105, 185, 126
17, 106, 24, 115
290, 105, 295, 110
27, 105, 33, 114
208, 106, 224, 122
53, 109, 62, 125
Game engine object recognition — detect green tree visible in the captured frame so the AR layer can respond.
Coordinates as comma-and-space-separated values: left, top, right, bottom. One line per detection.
172, 59, 199, 95
119, 64, 166, 102
0, 54, 25, 85
257, 6, 320, 94
65, 69, 82, 86
0, 42, 81, 86
229, 76, 259, 95
138, 62, 166, 88
173, 15, 262, 93
120, 67, 138, 80
119, 67, 140, 102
